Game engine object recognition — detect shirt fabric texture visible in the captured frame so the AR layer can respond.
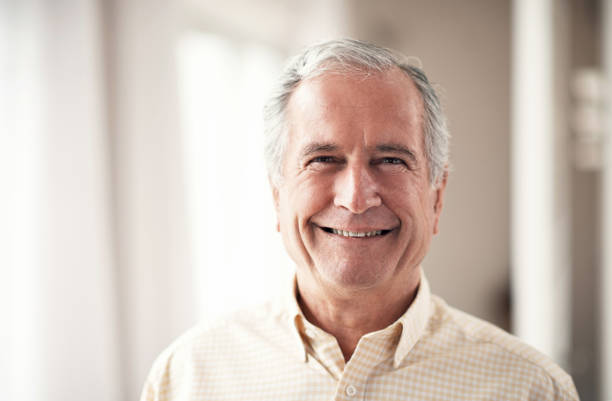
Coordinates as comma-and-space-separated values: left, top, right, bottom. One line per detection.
141, 272, 579, 400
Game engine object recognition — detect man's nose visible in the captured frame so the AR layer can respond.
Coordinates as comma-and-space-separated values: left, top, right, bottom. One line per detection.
333, 163, 382, 214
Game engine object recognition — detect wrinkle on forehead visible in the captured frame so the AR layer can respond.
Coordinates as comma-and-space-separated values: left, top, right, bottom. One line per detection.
286, 69, 425, 158
287, 68, 424, 135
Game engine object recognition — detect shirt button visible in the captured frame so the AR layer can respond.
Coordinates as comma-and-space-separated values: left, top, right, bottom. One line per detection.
345, 384, 357, 397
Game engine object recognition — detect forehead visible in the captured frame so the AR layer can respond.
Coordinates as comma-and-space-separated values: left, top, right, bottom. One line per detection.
285, 68, 424, 149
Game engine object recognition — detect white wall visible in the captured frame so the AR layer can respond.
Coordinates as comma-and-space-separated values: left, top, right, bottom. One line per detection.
106, 0, 196, 399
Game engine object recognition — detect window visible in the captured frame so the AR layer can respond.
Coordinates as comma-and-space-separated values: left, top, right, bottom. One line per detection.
178, 33, 293, 321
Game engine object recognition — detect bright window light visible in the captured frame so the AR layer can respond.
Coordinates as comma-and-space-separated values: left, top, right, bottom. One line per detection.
178, 33, 294, 322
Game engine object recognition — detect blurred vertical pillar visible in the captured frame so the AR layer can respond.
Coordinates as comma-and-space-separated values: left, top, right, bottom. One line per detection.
105, 0, 195, 400
511, 0, 572, 366
2, 1, 122, 400
602, 0, 612, 397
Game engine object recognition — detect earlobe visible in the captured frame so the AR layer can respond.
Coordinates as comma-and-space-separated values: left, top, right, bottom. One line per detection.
272, 188, 281, 215
432, 197, 443, 234
432, 170, 448, 234
269, 178, 280, 212
434, 188, 444, 213
269, 178, 281, 232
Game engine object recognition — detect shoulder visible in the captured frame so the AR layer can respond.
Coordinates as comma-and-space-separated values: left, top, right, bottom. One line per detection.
424, 295, 579, 400
148, 297, 294, 371
140, 298, 301, 401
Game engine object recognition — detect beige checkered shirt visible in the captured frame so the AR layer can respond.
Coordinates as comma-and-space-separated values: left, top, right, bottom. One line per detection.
141, 273, 579, 400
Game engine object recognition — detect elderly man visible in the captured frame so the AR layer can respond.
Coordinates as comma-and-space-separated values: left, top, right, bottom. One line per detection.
141, 39, 579, 400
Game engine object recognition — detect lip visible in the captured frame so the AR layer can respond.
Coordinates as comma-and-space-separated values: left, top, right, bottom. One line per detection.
315, 224, 395, 239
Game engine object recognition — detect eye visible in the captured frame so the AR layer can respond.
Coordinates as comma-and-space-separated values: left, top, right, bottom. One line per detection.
372, 156, 411, 171
310, 155, 337, 164
375, 157, 409, 167
304, 155, 342, 171
381, 157, 405, 165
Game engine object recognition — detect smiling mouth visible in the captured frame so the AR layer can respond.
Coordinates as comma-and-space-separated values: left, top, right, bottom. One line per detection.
321, 227, 392, 238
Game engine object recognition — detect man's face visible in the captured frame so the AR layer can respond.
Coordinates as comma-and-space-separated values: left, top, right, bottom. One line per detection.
272, 68, 446, 294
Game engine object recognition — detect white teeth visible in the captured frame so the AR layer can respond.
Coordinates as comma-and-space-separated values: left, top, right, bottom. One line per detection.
331, 228, 383, 238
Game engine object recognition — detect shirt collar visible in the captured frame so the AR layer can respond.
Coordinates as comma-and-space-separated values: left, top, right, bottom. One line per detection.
287, 277, 309, 362
393, 269, 431, 367
286, 268, 432, 368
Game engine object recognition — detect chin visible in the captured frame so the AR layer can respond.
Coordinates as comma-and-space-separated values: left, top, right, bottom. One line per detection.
319, 260, 393, 290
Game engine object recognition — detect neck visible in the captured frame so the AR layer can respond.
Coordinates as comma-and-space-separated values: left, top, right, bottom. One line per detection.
296, 269, 420, 361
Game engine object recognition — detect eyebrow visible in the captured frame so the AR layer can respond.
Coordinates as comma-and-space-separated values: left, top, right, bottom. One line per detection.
375, 143, 417, 163
298, 141, 418, 163
299, 142, 339, 159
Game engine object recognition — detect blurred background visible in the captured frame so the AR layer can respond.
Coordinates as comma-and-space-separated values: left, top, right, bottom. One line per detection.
1, 0, 610, 400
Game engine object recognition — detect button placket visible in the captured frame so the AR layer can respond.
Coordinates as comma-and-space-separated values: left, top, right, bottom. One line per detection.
345, 384, 357, 397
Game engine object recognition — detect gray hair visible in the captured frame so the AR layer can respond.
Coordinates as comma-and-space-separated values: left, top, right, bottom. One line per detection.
263, 38, 449, 187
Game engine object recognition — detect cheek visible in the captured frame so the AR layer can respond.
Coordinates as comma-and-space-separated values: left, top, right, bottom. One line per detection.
277, 190, 316, 238
386, 185, 435, 231
290, 178, 330, 214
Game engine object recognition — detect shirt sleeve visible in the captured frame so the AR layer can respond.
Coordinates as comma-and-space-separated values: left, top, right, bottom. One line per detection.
527, 364, 580, 401
139, 347, 176, 401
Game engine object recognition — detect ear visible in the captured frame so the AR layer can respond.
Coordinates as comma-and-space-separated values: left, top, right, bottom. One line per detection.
269, 177, 281, 232
432, 170, 448, 235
